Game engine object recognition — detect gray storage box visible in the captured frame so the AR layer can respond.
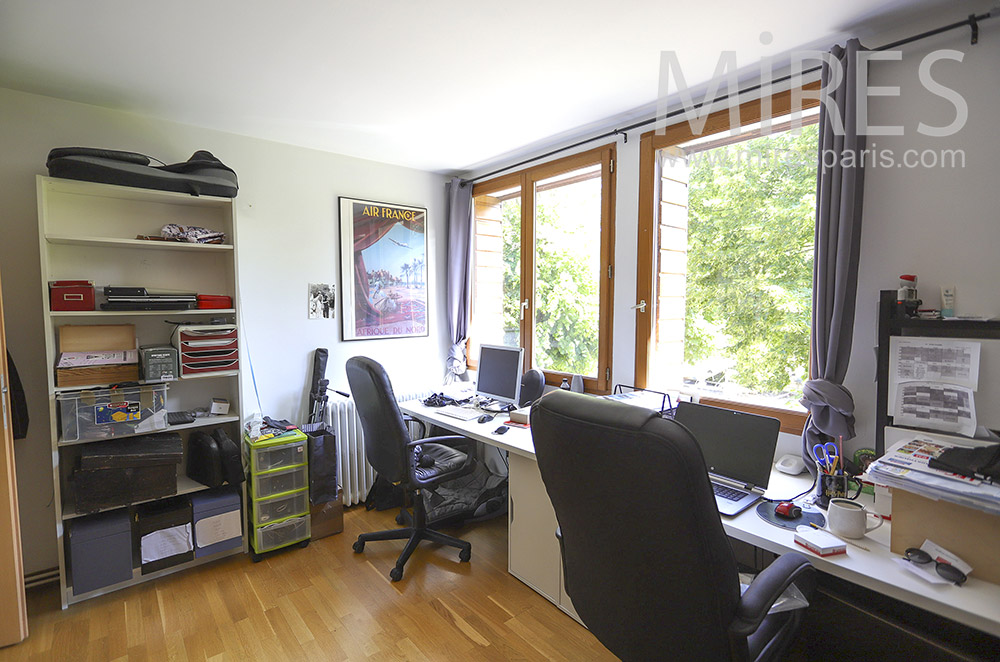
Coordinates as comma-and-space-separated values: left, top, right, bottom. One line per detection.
140, 345, 178, 381
191, 488, 243, 558
68, 509, 133, 595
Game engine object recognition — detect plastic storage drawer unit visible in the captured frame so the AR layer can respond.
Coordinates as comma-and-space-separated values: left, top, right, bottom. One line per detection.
254, 515, 310, 554
57, 384, 168, 442
191, 488, 243, 558
246, 429, 310, 559
253, 488, 309, 526
68, 509, 133, 595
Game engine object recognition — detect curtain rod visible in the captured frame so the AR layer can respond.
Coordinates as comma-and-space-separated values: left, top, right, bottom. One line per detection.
462, 9, 996, 186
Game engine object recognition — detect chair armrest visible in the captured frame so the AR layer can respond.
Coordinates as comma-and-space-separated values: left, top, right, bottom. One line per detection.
729, 551, 815, 637
405, 435, 474, 454
402, 414, 426, 440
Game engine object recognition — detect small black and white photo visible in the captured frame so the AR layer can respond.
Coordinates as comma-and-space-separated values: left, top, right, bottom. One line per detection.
308, 283, 335, 319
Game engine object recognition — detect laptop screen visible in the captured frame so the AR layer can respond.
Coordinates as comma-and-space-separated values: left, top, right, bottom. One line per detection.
673, 402, 780, 489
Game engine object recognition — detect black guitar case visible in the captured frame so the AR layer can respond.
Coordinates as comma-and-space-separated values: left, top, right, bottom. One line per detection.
46, 147, 238, 198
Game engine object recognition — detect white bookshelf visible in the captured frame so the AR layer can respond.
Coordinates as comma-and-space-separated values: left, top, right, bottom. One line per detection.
37, 176, 245, 608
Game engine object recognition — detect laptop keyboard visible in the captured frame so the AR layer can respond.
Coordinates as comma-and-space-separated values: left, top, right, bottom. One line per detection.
713, 483, 748, 502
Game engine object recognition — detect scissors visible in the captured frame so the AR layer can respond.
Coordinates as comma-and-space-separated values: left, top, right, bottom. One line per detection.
812, 442, 840, 474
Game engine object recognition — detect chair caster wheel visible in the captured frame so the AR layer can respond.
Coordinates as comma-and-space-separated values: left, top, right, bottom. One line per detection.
390, 566, 404, 582
396, 512, 408, 525
353, 540, 365, 553
298, 540, 310, 549
459, 547, 471, 562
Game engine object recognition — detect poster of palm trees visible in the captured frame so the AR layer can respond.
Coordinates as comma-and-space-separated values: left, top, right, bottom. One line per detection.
339, 197, 428, 340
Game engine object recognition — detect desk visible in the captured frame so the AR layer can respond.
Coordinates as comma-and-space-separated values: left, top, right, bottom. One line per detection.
399, 400, 1000, 639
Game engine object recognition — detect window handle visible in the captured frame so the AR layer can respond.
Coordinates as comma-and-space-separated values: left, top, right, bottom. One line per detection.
631, 300, 647, 313
520, 298, 530, 321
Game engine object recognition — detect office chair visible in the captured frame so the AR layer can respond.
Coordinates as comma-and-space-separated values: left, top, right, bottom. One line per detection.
530, 390, 816, 662
519, 368, 545, 407
346, 356, 476, 581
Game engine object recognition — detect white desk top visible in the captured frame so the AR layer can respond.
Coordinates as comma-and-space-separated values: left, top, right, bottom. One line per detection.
400, 399, 1000, 637
729, 469, 1000, 638
399, 400, 536, 459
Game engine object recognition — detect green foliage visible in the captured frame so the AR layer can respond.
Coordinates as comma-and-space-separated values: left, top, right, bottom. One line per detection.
684, 125, 818, 395
502, 200, 599, 375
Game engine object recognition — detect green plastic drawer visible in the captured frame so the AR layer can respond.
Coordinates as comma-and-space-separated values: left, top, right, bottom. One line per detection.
252, 488, 309, 526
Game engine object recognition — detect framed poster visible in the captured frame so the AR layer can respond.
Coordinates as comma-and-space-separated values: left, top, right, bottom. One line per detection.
339, 197, 428, 340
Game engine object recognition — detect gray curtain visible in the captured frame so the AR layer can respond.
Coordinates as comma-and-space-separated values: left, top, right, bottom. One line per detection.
445, 178, 474, 382
801, 39, 868, 474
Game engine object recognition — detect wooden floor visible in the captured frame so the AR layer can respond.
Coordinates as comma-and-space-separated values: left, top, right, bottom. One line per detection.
0, 506, 617, 661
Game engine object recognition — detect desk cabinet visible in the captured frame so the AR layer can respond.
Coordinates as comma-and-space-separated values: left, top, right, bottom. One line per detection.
508, 452, 579, 620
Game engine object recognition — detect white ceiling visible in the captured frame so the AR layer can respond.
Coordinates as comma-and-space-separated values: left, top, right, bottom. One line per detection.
0, 0, 974, 175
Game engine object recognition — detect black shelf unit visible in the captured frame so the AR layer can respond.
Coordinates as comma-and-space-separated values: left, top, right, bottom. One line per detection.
875, 290, 1000, 455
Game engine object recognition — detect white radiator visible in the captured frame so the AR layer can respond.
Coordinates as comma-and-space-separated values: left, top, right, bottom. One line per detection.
329, 390, 433, 507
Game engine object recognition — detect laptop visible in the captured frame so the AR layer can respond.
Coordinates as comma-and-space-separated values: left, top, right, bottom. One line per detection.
673, 401, 781, 516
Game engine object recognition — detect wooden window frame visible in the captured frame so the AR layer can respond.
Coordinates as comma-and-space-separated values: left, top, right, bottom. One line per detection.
635, 83, 821, 435
471, 143, 616, 394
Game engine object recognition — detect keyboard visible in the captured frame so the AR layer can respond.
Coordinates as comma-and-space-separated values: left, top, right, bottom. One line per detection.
436, 405, 481, 421
712, 482, 748, 502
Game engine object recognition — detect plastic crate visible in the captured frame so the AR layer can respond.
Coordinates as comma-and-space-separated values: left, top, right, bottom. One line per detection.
253, 515, 310, 553
250, 438, 307, 473
57, 384, 168, 443
253, 488, 309, 526
252, 464, 308, 499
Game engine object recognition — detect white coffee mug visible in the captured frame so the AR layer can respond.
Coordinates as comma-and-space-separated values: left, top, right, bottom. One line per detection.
827, 498, 884, 539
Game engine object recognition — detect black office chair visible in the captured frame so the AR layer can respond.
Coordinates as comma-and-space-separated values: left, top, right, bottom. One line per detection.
518, 368, 546, 407
531, 390, 816, 662
346, 356, 476, 581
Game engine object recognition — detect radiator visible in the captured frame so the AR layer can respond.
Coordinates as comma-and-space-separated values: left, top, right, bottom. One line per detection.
329, 390, 433, 506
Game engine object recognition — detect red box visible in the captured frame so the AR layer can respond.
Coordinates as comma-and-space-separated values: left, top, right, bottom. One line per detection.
49, 280, 95, 311
196, 294, 233, 309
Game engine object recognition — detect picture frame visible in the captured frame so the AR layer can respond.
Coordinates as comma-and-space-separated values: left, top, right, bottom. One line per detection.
339, 197, 428, 340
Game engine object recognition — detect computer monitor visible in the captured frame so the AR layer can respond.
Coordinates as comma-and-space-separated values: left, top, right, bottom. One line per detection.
475, 344, 524, 408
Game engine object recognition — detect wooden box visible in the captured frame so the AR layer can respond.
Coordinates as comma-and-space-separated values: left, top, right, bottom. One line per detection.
56, 325, 139, 387
890, 488, 1000, 584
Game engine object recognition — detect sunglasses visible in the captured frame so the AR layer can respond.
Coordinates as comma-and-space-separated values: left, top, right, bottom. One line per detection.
903, 548, 967, 585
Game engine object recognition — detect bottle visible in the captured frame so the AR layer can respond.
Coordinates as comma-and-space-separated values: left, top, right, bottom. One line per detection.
560, 378, 571, 390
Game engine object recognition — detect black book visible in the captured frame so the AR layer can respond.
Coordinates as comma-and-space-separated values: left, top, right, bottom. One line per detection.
101, 301, 198, 311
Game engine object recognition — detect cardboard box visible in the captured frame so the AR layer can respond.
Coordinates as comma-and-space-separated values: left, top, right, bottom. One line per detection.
890, 488, 1000, 584
56, 324, 139, 387
310, 495, 344, 540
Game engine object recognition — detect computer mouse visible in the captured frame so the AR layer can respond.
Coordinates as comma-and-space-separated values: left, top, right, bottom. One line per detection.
477, 414, 494, 424
493, 425, 509, 435
775, 501, 802, 519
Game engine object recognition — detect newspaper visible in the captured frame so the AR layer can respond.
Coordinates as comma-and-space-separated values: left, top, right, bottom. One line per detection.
870, 437, 1000, 515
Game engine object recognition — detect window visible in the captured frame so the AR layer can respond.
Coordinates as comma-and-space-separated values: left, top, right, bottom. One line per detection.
471, 144, 616, 393
636, 85, 820, 432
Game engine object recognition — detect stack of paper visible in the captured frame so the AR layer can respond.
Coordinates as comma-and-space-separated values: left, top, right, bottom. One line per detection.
869, 437, 1000, 515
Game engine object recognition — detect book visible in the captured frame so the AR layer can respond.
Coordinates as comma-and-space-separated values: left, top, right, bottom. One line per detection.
793, 526, 847, 557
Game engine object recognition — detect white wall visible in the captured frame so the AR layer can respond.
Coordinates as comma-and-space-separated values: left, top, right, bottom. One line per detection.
847, 24, 1000, 450
0, 88, 449, 574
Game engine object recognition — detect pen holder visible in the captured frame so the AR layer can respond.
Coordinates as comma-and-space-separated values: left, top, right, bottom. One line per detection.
815, 467, 862, 509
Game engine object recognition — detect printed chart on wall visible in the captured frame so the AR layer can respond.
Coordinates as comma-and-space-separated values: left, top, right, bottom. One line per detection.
888, 336, 981, 437
339, 197, 428, 340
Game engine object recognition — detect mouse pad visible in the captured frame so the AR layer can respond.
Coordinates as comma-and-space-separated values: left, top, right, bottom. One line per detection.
755, 501, 826, 530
